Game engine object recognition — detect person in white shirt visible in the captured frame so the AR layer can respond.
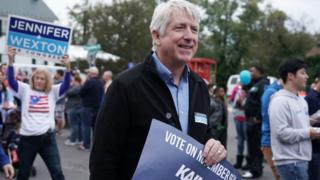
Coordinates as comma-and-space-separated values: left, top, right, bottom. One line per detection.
7, 48, 71, 180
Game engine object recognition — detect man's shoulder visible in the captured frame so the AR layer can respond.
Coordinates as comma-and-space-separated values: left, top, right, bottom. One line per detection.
306, 89, 320, 99
264, 86, 278, 97
270, 91, 290, 105
114, 63, 145, 87
256, 76, 269, 85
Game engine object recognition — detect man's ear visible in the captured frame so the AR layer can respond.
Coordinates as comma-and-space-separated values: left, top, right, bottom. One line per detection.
151, 30, 161, 45
287, 72, 295, 81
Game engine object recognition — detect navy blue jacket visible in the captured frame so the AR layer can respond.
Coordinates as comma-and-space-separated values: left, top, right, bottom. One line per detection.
80, 77, 104, 109
305, 89, 320, 153
244, 76, 269, 121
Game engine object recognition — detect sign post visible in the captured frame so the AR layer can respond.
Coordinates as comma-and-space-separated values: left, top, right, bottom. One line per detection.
84, 44, 101, 66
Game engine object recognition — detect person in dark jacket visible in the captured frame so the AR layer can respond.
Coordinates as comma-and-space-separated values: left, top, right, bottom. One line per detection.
208, 86, 228, 147
89, 0, 227, 179
242, 65, 269, 179
79, 67, 104, 151
64, 75, 83, 146
305, 72, 320, 180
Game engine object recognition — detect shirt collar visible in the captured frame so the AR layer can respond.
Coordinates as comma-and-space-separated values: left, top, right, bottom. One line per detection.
152, 52, 190, 83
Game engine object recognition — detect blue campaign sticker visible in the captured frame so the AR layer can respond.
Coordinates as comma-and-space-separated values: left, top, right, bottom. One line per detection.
6, 15, 72, 63
194, 112, 207, 125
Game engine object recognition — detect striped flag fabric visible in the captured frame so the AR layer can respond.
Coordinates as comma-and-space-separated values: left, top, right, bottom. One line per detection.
28, 95, 49, 113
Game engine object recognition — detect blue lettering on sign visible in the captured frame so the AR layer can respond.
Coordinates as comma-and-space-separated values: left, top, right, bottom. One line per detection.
9, 16, 70, 42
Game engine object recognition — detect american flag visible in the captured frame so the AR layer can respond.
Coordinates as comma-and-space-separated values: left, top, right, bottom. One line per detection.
28, 95, 49, 113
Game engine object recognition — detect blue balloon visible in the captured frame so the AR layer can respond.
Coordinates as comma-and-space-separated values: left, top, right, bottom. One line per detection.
240, 70, 251, 85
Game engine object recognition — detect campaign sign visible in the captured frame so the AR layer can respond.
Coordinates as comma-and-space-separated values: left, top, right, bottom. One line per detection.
132, 120, 241, 180
6, 15, 72, 63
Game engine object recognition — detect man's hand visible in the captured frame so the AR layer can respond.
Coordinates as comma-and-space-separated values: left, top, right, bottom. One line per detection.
203, 138, 227, 166
310, 117, 320, 126
253, 117, 261, 124
310, 128, 320, 139
61, 54, 71, 71
7, 47, 16, 65
2, 164, 14, 180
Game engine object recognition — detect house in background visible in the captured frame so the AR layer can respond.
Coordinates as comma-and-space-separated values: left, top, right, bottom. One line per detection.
306, 43, 320, 58
0, 0, 58, 65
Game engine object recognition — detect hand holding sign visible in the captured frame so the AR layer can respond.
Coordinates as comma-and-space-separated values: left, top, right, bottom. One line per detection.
310, 110, 320, 125
61, 54, 71, 71
203, 138, 227, 166
7, 47, 16, 65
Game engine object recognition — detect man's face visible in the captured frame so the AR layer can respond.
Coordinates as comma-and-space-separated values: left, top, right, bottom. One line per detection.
33, 73, 47, 91
153, 11, 199, 64
103, 73, 111, 81
250, 67, 261, 80
54, 73, 61, 80
291, 68, 309, 91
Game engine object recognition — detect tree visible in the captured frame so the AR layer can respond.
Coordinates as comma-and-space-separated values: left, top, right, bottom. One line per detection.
195, 0, 271, 86
196, 0, 316, 85
68, 0, 94, 45
69, 0, 156, 63
246, 8, 315, 76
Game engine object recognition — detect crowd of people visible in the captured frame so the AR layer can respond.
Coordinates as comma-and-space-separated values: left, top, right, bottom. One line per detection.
226, 59, 320, 179
1, 0, 319, 180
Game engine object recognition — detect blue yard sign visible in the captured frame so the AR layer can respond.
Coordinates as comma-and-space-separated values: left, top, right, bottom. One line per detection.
132, 120, 241, 180
6, 15, 72, 63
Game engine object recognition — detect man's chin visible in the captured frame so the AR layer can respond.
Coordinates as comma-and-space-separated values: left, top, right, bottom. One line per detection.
178, 55, 194, 63
298, 85, 306, 91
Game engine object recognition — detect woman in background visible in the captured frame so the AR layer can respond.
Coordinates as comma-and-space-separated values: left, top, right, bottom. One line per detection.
7, 48, 71, 180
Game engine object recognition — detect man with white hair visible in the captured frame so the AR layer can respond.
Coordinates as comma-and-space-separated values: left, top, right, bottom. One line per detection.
90, 0, 227, 179
79, 66, 104, 151
102, 70, 113, 92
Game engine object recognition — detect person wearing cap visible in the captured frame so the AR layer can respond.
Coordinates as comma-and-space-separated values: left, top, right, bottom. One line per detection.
79, 66, 104, 151
89, 0, 227, 179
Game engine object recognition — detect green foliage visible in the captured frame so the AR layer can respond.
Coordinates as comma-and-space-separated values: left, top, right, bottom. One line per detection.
306, 55, 320, 85
68, 0, 94, 45
69, 0, 155, 63
69, 0, 318, 83
194, 0, 317, 85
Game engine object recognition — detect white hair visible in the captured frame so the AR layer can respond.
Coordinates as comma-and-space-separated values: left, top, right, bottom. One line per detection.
150, 0, 201, 51
103, 70, 113, 77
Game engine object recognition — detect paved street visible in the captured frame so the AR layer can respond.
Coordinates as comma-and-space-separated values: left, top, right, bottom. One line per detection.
1, 107, 274, 179
226, 107, 273, 179
21, 131, 90, 180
